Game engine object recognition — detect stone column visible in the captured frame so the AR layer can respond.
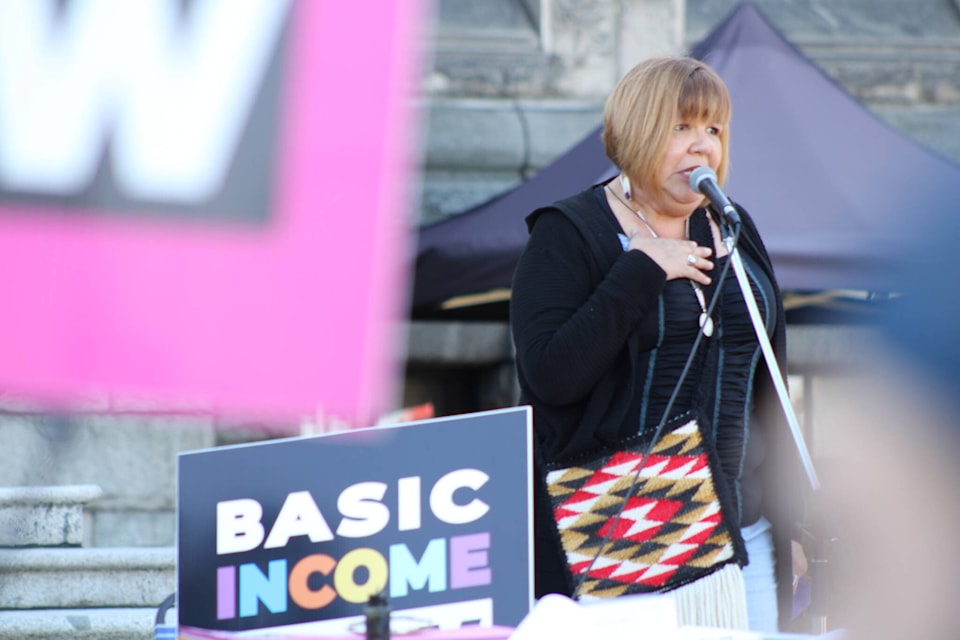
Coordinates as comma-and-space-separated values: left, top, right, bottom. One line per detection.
535, 0, 685, 98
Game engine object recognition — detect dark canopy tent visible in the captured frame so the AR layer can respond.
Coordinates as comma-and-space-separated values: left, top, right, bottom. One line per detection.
412, 2, 958, 319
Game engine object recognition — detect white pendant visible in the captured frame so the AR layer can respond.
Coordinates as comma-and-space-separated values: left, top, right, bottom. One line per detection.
700, 312, 714, 337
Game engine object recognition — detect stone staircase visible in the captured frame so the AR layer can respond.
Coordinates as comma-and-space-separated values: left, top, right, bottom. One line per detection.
0, 485, 175, 640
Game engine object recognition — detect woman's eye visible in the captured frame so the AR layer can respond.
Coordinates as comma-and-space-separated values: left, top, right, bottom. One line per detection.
708, 126, 721, 135
674, 123, 687, 131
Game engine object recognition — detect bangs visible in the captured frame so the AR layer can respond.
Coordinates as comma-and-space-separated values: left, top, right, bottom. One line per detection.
678, 68, 730, 124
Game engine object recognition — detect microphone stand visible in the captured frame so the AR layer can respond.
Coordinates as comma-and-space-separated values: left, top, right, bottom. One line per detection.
722, 223, 820, 491
720, 216, 832, 634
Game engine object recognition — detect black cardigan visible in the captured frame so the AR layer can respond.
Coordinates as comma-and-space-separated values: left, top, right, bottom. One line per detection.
510, 185, 801, 627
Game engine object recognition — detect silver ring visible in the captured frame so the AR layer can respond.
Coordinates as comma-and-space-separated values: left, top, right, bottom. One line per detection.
687, 253, 697, 265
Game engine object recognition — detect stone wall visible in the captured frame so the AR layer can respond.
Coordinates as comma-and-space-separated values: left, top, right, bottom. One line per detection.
420, 0, 960, 227
0, 412, 214, 547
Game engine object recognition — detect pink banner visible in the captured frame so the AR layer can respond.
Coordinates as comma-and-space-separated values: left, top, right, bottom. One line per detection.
0, 0, 424, 425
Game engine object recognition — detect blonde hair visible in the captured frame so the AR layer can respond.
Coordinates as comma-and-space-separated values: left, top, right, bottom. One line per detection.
602, 56, 731, 200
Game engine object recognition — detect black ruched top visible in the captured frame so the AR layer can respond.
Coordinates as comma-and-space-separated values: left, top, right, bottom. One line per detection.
635, 249, 775, 527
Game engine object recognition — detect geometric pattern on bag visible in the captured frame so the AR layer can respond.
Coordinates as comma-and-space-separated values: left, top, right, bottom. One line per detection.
545, 413, 745, 600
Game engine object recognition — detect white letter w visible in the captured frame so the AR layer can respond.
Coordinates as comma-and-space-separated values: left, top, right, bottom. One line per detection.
0, 0, 290, 203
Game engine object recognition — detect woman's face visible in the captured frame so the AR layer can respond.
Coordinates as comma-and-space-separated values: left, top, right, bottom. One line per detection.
655, 116, 723, 215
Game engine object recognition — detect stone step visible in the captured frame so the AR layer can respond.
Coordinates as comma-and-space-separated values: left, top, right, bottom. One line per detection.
0, 547, 174, 610
0, 485, 102, 547
0, 415, 214, 549
0, 607, 161, 640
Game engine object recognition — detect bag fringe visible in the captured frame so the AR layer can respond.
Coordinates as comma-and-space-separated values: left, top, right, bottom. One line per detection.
671, 564, 749, 630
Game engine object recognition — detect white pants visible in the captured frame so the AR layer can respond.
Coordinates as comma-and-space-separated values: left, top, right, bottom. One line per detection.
742, 516, 779, 633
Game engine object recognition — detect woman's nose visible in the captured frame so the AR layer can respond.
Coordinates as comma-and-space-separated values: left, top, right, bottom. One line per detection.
689, 131, 711, 154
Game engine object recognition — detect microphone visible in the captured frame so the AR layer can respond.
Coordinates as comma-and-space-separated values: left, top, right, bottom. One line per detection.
689, 166, 740, 227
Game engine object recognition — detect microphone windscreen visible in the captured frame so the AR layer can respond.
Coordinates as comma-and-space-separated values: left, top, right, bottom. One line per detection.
689, 166, 718, 193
